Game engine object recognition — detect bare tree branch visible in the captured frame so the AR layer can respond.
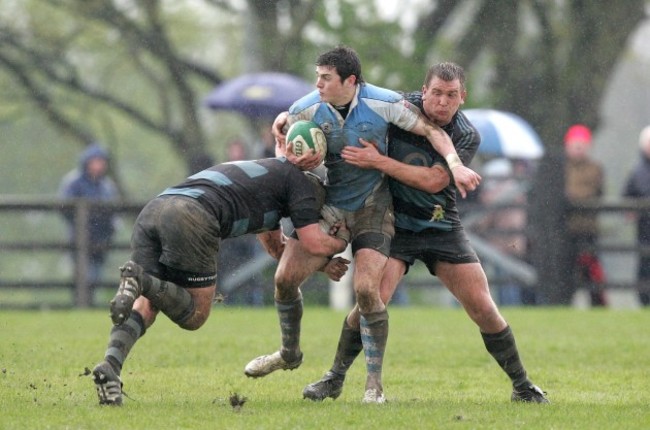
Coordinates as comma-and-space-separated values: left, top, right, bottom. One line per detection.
0, 50, 95, 144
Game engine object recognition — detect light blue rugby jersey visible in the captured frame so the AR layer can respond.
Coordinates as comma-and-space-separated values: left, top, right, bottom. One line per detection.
289, 83, 419, 211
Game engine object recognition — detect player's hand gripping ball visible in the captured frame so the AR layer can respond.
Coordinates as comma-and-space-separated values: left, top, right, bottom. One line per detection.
286, 120, 327, 164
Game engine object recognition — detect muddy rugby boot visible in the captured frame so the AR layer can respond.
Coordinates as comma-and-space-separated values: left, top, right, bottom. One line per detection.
92, 361, 123, 406
110, 261, 144, 326
303, 371, 345, 401
511, 384, 549, 403
244, 351, 303, 378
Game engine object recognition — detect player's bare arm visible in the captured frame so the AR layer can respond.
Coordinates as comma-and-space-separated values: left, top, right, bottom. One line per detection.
285, 145, 323, 171
342, 138, 450, 193
257, 230, 286, 259
272, 111, 290, 144
319, 256, 352, 282
257, 217, 348, 260
409, 115, 481, 198
295, 223, 348, 257
410, 115, 456, 159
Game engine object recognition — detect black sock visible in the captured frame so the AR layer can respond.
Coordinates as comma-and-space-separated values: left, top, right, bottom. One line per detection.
482, 325, 529, 389
105, 310, 146, 375
330, 316, 363, 376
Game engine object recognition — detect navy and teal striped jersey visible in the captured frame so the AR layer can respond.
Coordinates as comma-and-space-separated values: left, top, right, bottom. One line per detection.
159, 157, 321, 239
388, 91, 480, 232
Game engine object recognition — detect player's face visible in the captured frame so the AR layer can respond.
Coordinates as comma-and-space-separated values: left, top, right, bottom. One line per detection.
421, 77, 466, 127
315, 66, 355, 106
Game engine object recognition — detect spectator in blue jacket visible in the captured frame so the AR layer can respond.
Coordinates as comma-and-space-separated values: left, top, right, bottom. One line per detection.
59, 143, 120, 298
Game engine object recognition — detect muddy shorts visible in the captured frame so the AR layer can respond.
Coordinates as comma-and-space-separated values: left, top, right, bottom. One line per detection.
321, 180, 394, 256
130, 196, 220, 287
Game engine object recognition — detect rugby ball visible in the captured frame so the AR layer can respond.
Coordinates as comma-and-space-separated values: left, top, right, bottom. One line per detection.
286, 120, 327, 164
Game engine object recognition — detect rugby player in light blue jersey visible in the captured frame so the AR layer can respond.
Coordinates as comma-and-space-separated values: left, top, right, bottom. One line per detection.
244, 46, 481, 404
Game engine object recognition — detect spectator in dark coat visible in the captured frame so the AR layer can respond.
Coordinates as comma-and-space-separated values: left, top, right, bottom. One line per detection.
623, 126, 650, 306
59, 143, 120, 297
563, 124, 607, 307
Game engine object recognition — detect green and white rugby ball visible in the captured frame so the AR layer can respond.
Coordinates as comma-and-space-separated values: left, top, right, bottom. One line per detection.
286, 120, 327, 164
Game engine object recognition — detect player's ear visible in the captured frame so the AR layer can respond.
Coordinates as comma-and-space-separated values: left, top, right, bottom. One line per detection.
421, 85, 428, 100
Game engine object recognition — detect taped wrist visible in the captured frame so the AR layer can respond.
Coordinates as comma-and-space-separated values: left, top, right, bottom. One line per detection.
445, 153, 463, 170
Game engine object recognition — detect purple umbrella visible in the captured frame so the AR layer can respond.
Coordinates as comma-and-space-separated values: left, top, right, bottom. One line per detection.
204, 72, 314, 119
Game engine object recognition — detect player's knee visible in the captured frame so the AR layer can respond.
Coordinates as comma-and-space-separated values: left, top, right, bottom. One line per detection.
274, 268, 290, 288
355, 289, 383, 314
170, 293, 212, 330
176, 314, 207, 331
175, 306, 211, 330
468, 302, 502, 328
354, 279, 376, 300
274, 272, 300, 300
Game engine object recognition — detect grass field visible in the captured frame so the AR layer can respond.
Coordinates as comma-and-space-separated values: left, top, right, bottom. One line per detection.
1, 306, 648, 429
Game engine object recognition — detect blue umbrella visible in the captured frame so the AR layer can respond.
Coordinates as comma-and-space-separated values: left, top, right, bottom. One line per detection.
204, 72, 314, 120
463, 109, 544, 159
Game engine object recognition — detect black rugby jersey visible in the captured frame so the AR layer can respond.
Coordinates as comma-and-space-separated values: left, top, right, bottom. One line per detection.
387, 91, 480, 232
159, 157, 321, 239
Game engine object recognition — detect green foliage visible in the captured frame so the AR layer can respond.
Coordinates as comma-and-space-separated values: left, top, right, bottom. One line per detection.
303, 0, 421, 90
1, 307, 649, 429
0, 0, 645, 198
0, 0, 248, 197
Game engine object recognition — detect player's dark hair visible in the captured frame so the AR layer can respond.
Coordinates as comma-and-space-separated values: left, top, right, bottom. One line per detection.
316, 45, 365, 85
424, 62, 465, 90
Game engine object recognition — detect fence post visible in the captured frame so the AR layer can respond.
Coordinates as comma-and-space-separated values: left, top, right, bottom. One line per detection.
528, 150, 572, 305
73, 200, 92, 308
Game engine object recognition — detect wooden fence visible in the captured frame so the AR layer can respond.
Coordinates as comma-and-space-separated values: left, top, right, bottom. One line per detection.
0, 197, 142, 307
0, 195, 648, 308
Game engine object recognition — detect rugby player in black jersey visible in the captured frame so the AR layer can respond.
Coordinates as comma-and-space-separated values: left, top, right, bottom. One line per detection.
91, 138, 349, 406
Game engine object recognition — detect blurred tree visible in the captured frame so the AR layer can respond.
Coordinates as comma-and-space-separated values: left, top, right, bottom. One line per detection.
401, 0, 646, 304
0, 0, 226, 176
2, 0, 643, 168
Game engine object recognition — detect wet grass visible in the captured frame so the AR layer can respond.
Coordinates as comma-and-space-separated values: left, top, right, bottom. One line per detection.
0, 306, 648, 429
